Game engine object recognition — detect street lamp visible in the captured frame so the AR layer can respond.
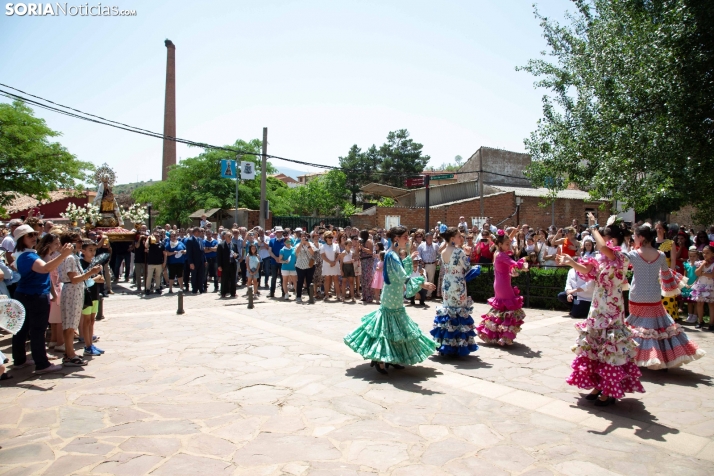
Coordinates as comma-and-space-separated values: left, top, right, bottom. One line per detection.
147, 202, 153, 232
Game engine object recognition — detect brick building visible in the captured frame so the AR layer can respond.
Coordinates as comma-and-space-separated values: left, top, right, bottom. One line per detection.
351, 187, 607, 231
5, 190, 97, 220
457, 147, 532, 187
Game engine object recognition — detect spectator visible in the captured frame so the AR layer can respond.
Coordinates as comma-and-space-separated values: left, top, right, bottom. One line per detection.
1, 219, 22, 265
145, 228, 165, 295
245, 242, 262, 297
279, 237, 297, 300
186, 227, 207, 294
133, 229, 147, 293
695, 230, 709, 252
111, 239, 132, 284
320, 231, 341, 301
256, 227, 271, 288
295, 231, 318, 303
268, 227, 286, 298
458, 216, 469, 231
408, 256, 427, 306
79, 240, 105, 357
164, 230, 186, 294
217, 230, 238, 298
553, 226, 579, 257
581, 237, 597, 259
12, 226, 74, 373
204, 230, 218, 293
541, 236, 559, 268
557, 267, 595, 318
417, 233, 439, 299
96, 231, 112, 296
58, 232, 98, 368
37, 233, 64, 352
473, 230, 494, 264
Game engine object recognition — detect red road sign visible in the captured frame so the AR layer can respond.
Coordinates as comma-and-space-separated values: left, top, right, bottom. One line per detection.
405, 178, 425, 188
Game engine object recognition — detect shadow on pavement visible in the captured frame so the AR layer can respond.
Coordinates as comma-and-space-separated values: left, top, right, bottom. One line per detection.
639, 367, 713, 388
576, 396, 679, 441
427, 354, 493, 370
345, 362, 444, 395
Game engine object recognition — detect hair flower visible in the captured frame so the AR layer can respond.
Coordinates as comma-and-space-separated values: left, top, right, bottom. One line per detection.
497, 229, 505, 236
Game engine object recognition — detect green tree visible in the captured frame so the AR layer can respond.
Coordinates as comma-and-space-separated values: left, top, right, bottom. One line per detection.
339, 145, 365, 205
133, 139, 287, 224
0, 100, 93, 216
519, 0, 714, 223
379, 129, 430, 187
285, 170, 350, 216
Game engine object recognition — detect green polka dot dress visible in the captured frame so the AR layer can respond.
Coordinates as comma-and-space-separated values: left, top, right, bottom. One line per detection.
344, 251, 436, 365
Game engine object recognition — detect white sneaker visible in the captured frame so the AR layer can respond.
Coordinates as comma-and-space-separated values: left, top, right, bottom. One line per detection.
686, 314, 698, 323
35, 364, 63, 374
283, 295, 290, 301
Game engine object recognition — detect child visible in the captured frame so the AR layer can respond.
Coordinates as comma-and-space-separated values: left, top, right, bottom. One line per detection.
246, 244, 262, 297
691, 244, 714, 330
408, 256, 427, 306
371, 251, 385, 305
79, 240, 105, 357
58, 233, 101, 367
525, 251, 540, 269
682, 245, 701, 323
353, 240, 362, 299
340, 240, 357, 302
279, 238, 297, 301
37, 233, 65, 352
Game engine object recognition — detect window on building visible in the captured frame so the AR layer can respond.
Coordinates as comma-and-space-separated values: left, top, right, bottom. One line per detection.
385, 216, 400, 229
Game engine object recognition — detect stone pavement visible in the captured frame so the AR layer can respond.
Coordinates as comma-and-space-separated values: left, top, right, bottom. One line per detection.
1, 282, 713, 475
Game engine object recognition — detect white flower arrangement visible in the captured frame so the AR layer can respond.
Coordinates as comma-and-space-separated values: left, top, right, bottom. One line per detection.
81, 203, 102, 225
60, 203, 83, 223
121, 203, 148, 224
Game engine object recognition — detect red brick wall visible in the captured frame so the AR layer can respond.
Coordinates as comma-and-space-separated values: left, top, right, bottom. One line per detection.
351, 194, 609, 231
517, 197, 605, 230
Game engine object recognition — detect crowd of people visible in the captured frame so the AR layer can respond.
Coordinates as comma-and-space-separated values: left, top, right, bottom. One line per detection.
1, 211, 713, 408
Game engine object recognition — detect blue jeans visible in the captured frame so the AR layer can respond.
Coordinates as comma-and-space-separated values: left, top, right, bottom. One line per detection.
12, 292, 51, 370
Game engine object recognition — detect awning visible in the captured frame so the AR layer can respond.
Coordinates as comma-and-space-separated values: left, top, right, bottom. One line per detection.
360, 183, 411, 199
189, 208, 222, 219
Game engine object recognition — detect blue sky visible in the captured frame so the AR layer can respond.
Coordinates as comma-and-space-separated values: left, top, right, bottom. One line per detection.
0, 0, 571, 183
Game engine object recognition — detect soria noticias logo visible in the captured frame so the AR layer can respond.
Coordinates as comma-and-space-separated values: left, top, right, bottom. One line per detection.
5, 3, 137, 16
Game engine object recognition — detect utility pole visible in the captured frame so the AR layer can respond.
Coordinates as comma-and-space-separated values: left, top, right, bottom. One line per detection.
259, 127, 268, 229
478, 148, 484, 219
424, 174, 430, 232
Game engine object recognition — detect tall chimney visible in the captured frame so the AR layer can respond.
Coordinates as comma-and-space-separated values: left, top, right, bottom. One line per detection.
162, 39, 176, 181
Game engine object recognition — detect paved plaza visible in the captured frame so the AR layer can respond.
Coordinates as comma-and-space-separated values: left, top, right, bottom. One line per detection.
1, 284, 714, 475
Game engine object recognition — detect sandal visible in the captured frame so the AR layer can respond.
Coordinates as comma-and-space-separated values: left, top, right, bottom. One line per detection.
62, 356, 87, 367
0, 373, 13, 381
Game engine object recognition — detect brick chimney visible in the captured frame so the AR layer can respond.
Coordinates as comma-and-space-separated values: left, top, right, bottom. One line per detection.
162, 39, 176, 181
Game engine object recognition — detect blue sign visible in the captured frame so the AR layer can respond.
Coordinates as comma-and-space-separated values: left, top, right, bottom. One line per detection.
221, 159, 237, 179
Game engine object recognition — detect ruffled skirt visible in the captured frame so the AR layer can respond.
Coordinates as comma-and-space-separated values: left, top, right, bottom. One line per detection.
690, 280, 714, 303
431, 303, 478, 356
476, 289, 525, 346
627, 301, 706, 369
567, 355, 645, 399
344, 306, 436, 365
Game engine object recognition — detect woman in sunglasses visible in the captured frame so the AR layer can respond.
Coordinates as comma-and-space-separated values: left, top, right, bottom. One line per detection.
11, 225, 74, 374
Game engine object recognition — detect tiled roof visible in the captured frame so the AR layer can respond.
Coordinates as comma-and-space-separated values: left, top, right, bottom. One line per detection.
490, 186, 605, 201
4, 190, 95, 214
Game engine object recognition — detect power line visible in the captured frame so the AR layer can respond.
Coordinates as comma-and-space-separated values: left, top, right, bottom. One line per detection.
0, 83, 529, 183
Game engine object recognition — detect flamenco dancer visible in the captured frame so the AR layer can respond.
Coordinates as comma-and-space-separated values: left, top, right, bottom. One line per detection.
431, 227, 479, 356
344, 226, 437, 375
626, 225, 705, 369
558, 214, 644, 407
476, 229, 528, 346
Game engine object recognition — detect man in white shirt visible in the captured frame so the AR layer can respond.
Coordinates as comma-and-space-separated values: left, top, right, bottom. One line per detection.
1, 219, 22, 264
458, 216, 469, 232
417, 233, 439, 298
557, 268, 595, 318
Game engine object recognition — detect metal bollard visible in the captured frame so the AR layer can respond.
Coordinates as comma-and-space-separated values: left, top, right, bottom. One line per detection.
308, 283, 315, 304
177, 290, 185, 315
247, 287, 254, 309
96, 297, 104, 320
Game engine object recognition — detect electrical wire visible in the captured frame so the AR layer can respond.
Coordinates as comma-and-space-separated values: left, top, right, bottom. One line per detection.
0, 84, 529, 182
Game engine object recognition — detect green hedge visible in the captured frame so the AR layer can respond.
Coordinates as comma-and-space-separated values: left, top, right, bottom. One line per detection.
465, 265, 572, 311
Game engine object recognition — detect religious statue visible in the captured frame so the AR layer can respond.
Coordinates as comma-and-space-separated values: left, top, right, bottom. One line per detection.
92, 164, 124, 228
